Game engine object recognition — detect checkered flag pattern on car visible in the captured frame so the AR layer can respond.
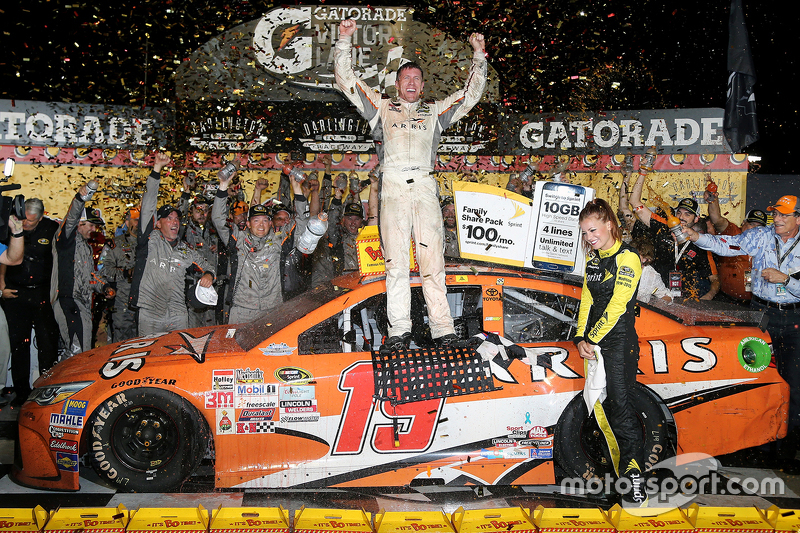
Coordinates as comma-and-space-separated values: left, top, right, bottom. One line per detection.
371, 346, 500, 404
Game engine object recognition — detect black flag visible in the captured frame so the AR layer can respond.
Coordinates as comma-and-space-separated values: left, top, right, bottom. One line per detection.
724, 0, 759, 153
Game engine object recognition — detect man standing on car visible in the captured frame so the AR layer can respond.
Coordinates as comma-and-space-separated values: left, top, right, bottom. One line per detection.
130, 152, 216, 335
684, 195, 800, 467
334, 18, 487, 349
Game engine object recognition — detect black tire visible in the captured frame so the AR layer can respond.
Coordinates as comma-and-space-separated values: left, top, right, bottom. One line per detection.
554, 382, 676, 480
86, 388, 210, 492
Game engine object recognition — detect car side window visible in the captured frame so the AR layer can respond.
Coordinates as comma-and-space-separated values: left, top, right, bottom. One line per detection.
502, 286, 579, 343
297, 286, 483, 355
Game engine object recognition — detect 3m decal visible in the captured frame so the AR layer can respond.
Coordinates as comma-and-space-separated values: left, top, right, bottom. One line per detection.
205, 390, 234, 409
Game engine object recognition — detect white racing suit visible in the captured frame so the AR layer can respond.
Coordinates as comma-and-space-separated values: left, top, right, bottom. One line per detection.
333, 35, 487, 338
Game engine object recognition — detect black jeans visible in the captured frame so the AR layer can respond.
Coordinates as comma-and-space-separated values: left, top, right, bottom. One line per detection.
4, 287, 59, 399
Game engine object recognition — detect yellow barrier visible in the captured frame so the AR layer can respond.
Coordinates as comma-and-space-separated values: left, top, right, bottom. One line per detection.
3, 506, 800, 533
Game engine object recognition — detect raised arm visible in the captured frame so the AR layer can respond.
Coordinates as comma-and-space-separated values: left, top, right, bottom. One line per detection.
212, 168, 237, 244
334, 20, 383, 120
367, 169, 379, 227
705, 189, 729, 234
139, 152, 172, 237
628, 169, 652, 227
1, 216, 24, 265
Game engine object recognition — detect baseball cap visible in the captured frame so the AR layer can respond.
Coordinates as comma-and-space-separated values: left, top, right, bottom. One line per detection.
269, 202, 292, 217
675, 198, 700, 217
188, 282, 218, 309
192, 195, 212, 207
127, 207, 141, 220
156, 205, 181, 220
768, 195, 800, 215
231, 201, 248, 218
744, 209, 768, 226
440, 196, 454, 209
248, 204, 271, 220
82, 207, 105, 226
343, 202, 364, 218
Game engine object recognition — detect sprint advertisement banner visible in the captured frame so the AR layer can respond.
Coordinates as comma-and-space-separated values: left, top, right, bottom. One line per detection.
453, 181, 594, 275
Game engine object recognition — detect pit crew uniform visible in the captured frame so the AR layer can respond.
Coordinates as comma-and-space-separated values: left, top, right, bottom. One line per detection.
98, 230, 137, 342
211, 192, 283, 324
334, 34, 487, 339
694, 225, 800, 434
130, 170, 215, 336
573, 240, 644, 482
55, 197, 107, 355
179, 196, 221, 328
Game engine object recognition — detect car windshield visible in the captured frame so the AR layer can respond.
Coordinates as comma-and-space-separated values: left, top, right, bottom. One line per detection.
234, 283, 350, 351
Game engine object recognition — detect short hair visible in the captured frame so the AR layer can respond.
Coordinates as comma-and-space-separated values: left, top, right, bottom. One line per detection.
630, 235, 655, 263
397, 61, 424, 81
25, 198, 45, 219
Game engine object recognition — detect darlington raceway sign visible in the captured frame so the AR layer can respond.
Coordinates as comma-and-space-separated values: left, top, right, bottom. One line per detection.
453, 181, 595, 275
0, 100, 170, 149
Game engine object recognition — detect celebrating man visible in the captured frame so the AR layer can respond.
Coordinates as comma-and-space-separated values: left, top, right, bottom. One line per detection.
334, 18, 487, 349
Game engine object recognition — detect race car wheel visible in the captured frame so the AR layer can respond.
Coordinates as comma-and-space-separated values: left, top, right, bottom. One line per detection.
554, 382, 675, 481
86, 388, 209, 492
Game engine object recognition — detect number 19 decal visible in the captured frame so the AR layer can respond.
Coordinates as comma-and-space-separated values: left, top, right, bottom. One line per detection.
332, 361, 443, 455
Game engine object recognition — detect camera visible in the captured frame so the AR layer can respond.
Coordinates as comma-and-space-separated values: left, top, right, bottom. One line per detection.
0, 159, 25, 241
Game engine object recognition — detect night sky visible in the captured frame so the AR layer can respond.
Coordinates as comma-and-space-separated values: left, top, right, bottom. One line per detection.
1, 1, 797, 175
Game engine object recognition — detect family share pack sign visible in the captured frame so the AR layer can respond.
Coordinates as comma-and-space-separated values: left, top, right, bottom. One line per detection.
452, 181, 594, 275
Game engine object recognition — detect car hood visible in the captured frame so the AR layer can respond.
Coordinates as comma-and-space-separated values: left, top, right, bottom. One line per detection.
35, 324, 244, 387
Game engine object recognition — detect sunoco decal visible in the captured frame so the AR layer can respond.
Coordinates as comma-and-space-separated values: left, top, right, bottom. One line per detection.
274, 367, 313, 383
56, 452, 80, 472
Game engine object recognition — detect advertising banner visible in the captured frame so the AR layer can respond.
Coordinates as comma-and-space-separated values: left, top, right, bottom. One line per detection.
453, 180, 594, 275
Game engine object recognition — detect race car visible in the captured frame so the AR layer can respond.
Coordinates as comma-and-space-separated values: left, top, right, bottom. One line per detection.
11, 263, 787, 492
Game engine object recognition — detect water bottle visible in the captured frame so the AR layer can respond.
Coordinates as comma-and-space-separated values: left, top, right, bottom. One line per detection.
282, 164, 305, 183
296, 213, 329, 254
349, 171, 360, 193
334, 172, 347, 191
519, 163, 536, 183
81, 179, 99, 202
218, 163, 237, 181
639, 145, 657, 175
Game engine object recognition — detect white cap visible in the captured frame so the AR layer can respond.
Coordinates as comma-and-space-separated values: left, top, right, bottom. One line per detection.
195, 283, 218, 306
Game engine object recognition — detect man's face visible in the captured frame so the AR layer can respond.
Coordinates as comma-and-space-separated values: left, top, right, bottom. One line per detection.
675, 208, 699, 228
77, 221, 97, 240
342, 215, 364, 236
247, 215, 272, 238
234, 212, 247, 230
773, 211, 800, 239
442, 204, 456, 229
395, 66, 424, 103
128, 216, 140, 235
191, 203, 210, 225
272, 210, 291, 231
156, 212, 181, 241
22, 211, 42, 232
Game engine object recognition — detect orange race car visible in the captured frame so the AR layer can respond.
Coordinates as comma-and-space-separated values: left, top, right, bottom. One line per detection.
11, 264, 787, 492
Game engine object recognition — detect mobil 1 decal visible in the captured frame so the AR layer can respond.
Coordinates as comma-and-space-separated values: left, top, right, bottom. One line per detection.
528, 181, 592, 274
452, 181, 534, 267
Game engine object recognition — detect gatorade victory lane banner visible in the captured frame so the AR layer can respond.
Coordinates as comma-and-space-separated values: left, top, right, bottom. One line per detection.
453, 181, 595, 275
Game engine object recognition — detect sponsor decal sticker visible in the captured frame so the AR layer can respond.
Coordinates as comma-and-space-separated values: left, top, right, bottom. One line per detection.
236, 421, 276, 434
278, 385, 315, 400
49, 438, 79, 453
216, 409, 235, 435
49, 426, 79, 438
205, 390, 234, 409
62, 399, 88, 417
49, 413, 84, 429
236, 367, 264, 384
236, 383, 277, 396
529, 425, 549, 438
238, 408, 275, 422
212, 369, 235, 390
260, 343, 297, 356
280, 413, 320, 423
56, 452, 80, 472
236, 396, 278, 409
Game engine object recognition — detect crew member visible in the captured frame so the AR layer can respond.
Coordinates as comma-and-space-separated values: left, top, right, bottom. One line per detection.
130, 152, 216, 335
99, 207, 139, 342
334, 18, 487, 349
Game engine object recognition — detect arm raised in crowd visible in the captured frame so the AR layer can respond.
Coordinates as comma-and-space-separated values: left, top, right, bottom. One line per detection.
212, 167, 237, 245
367, 169, 379, 227
139, 152, 172, 237
628, 169, 653, 226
